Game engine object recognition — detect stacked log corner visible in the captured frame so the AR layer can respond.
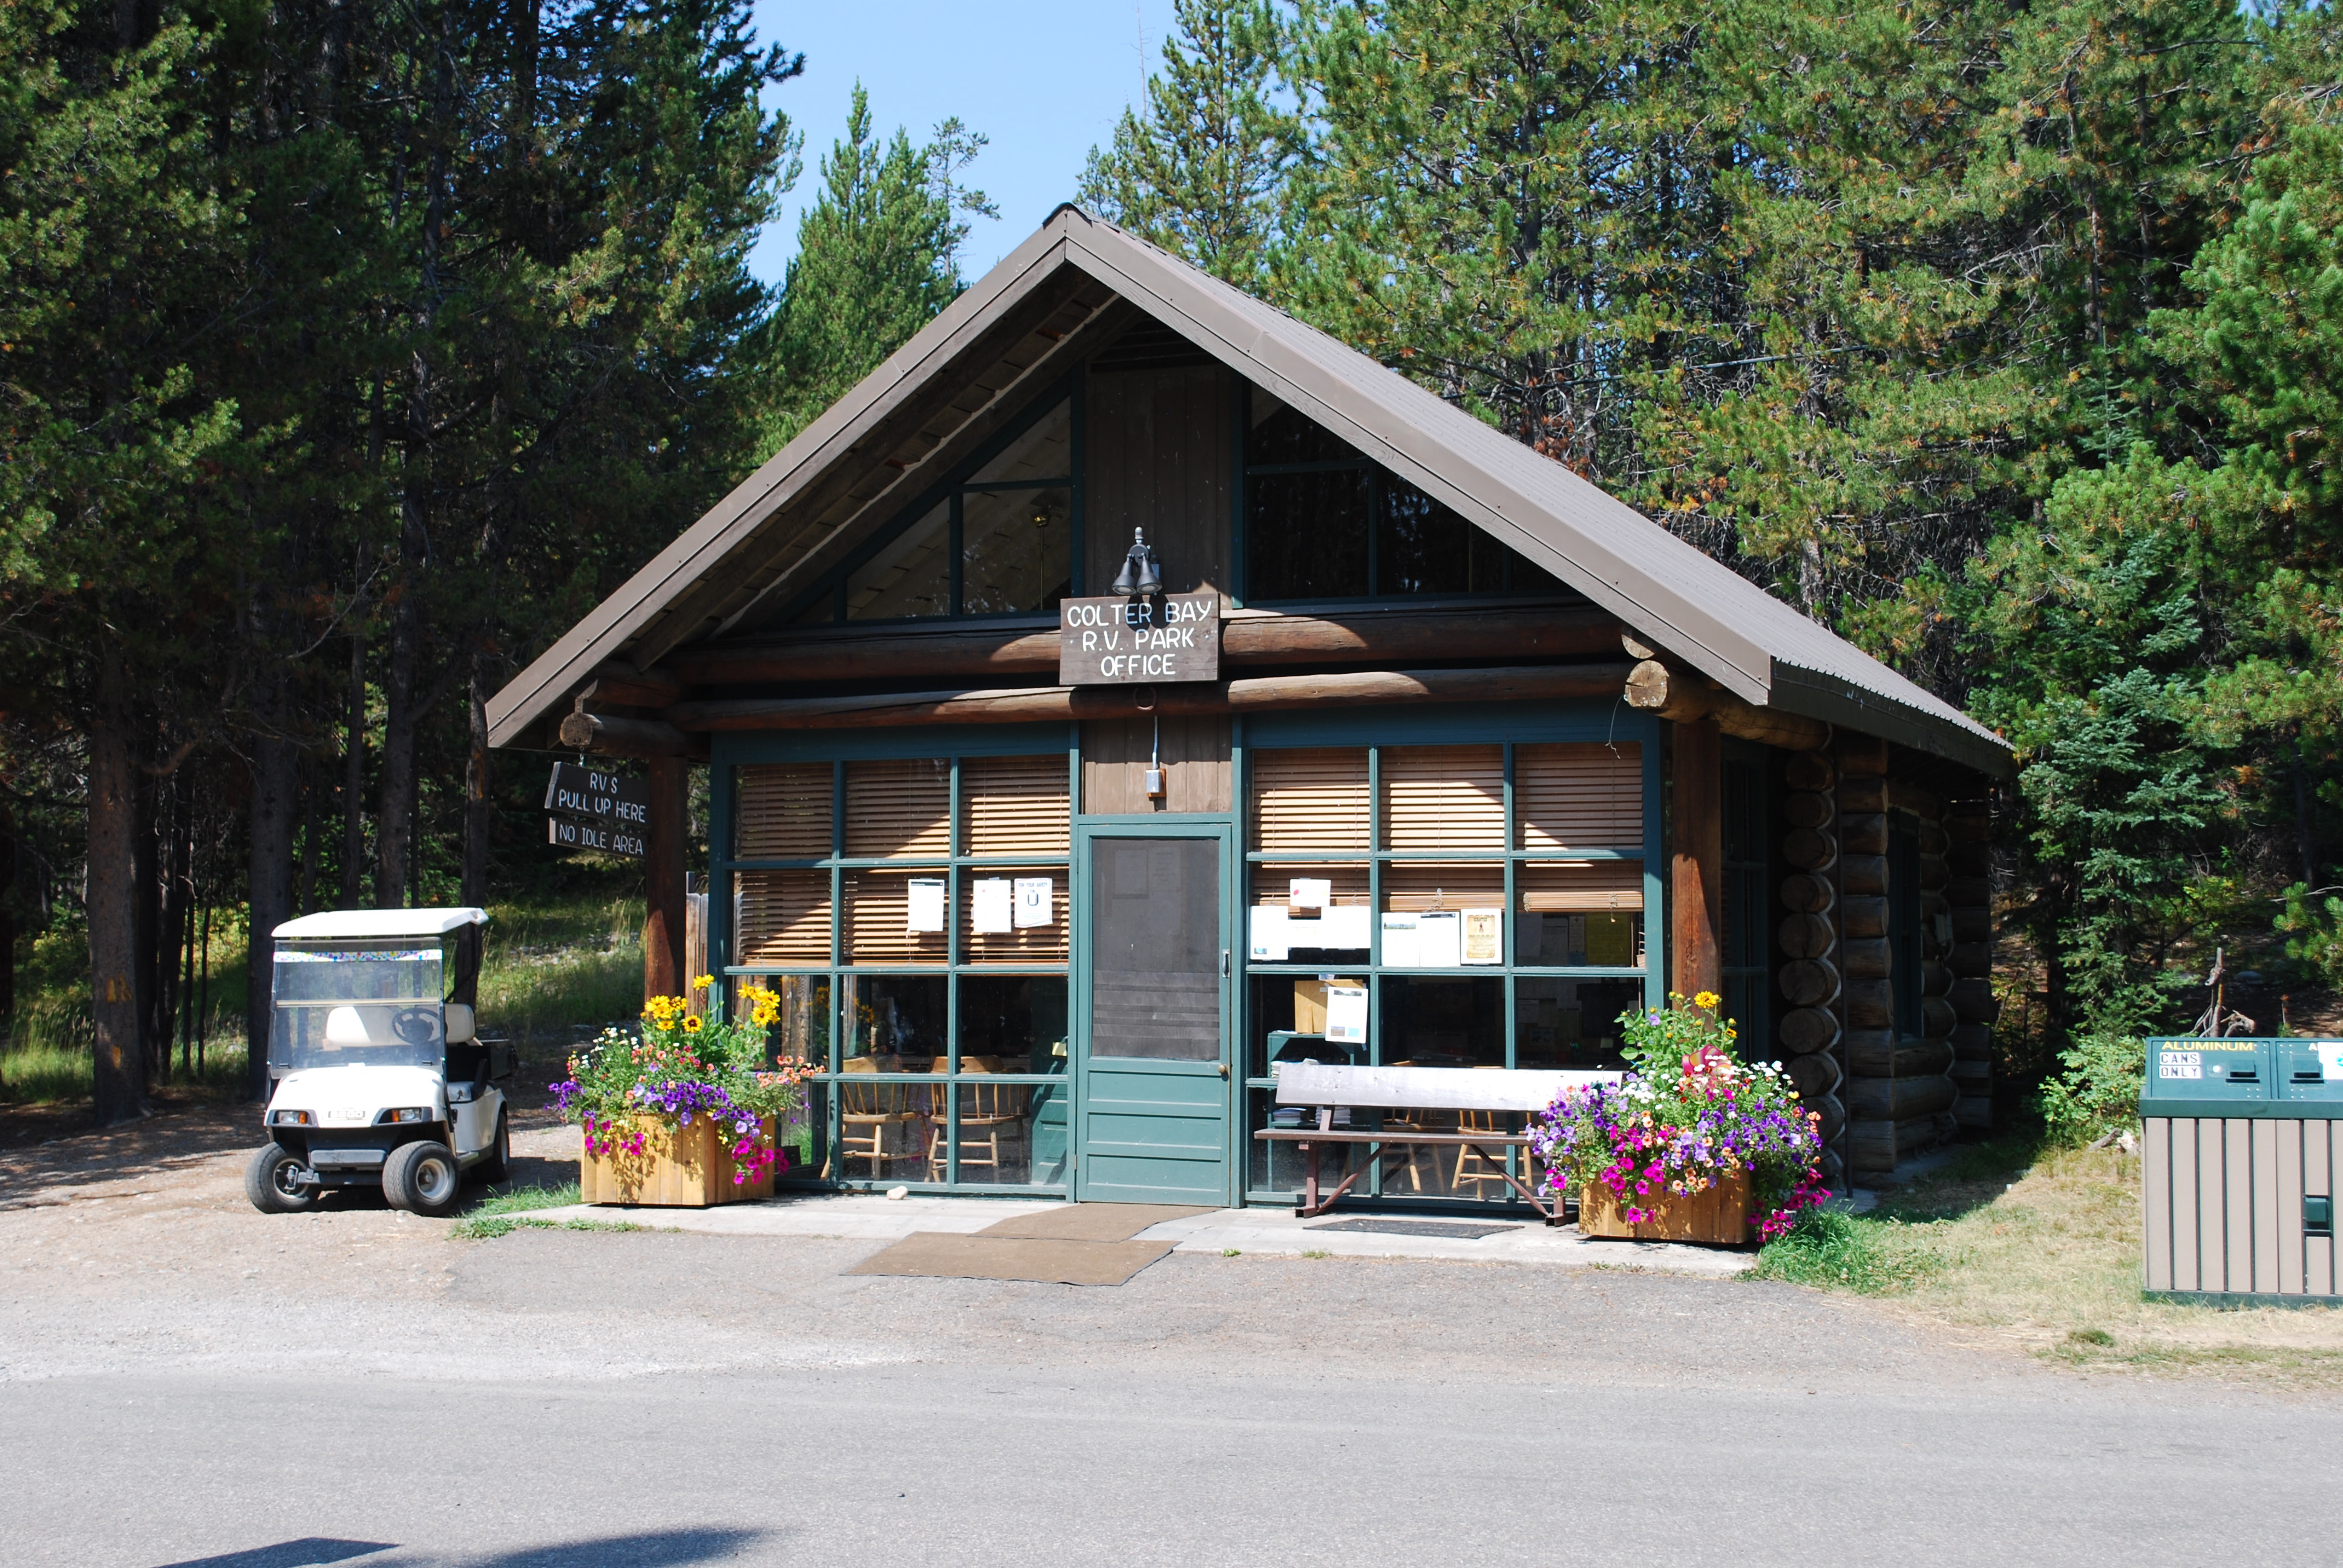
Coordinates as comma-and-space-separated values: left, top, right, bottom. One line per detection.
1777, 748, 1846, 1190
1945, 799, 1997, 1129
1833, 739, 1963, 1178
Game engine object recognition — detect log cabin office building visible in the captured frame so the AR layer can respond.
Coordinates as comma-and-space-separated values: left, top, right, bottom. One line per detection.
490, 206, 2014, 1207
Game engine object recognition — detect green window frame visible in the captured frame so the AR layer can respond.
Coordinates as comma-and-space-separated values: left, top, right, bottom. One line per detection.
1233, 713, 1664, 1206
710, 729, 1079, 1195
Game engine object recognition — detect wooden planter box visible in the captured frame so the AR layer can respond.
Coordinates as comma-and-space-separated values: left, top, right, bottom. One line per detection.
1579, 1170, 1752, 1246
580, 1114, 776, 1207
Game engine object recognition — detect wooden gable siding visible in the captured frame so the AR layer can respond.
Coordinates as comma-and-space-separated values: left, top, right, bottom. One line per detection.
1081, 716, 1232, 813
1085, 362, 1230, 599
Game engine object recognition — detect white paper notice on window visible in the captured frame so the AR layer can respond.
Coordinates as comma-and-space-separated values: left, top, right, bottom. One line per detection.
1249, 905, 1291, 962
1379, 912, 1420, 967
908, 877, 946, 933
1289, 877, 1331, 912
1013, 877, 1054, 928
1416, 910, 1463, 968
970, 877, 1013, 934
1323, 982, 1369, 1045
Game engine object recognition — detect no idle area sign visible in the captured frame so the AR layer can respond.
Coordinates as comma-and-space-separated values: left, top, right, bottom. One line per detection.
1058, 593, 1219, 685
544, 762, 647, 858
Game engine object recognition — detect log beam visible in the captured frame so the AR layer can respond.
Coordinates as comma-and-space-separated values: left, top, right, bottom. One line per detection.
1670, 717, 1724, 999
661, 604, 1623, 687
664, 662, 1639, 732
1624, 659, 1832, 751
556, 710, 698, 759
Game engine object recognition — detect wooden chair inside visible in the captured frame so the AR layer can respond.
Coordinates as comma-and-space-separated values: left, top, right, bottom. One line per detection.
839, 1057, 921, 1178
1452, 1108, 1519, 1199
931, 1058, 1027, 1182
1377, 1109, 1436, 1192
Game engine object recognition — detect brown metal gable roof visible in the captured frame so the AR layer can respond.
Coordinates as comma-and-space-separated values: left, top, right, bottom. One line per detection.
491, 206, 2012, 776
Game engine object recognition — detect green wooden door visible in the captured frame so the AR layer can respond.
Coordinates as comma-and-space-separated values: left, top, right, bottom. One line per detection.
1074, 827, 1231, 1205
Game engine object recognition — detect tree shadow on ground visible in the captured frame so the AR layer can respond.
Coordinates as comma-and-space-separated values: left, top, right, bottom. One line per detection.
150, 1531, 775, 1568
0, 1100, 254, 1206
1867, 1125, 2053, 1224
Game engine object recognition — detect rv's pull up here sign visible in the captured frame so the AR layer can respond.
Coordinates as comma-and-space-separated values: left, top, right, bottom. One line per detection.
1058, 593, 1219, 685
543, 762, 648, 858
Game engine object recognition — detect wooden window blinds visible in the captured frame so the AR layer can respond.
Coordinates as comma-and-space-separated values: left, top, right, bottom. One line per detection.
1248, 748, 1368, 852
1516, 743, 1643, 850
1517, 860, 1645, 912
1381, 745, 1505, 851
734, 871, 831, 964
962, 755, 1070, 857
844, 758, 951, 859
735, 763, 832, 859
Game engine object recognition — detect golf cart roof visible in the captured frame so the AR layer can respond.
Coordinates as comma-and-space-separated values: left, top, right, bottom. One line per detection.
272, 908, 489, 941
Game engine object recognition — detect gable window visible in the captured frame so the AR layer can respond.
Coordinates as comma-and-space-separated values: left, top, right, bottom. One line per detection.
804, 391, 1077, 625
1242, 387, 1565, 603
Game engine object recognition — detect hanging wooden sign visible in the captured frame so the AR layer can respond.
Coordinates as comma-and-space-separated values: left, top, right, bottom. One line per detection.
547, 815, 646, 858
544, 762, 650, 828
1058, 593, 1220, 685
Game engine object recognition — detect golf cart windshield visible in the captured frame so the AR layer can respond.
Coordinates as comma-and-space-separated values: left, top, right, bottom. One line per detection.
270, 946, 446, 1071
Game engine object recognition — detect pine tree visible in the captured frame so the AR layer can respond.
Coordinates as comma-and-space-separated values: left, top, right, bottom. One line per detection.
1079, 0, 1300, 287
755, 86, 966, 449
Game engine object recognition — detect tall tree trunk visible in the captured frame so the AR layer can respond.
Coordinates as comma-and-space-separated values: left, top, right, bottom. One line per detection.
375, 557, 419, 909
2292, 739, 2318, 889
246, 691, 299, 1104
88, 652, 145, 1127
0, 790, 18, 1022
464, 649, 492, 910
130, 766, 159, 1085
341, 632, 366, 908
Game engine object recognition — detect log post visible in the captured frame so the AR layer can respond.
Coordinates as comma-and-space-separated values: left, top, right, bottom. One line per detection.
643, 757, 689, 1006
1670, 717, 1723, 999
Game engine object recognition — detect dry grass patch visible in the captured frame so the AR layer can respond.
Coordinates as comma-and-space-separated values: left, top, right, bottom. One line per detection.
1756, 1142, 2343, 1386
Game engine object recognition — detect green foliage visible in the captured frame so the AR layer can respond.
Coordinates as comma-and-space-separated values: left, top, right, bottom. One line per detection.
753, 85, 964, 448
1752, 1206, 1930, 1295
2277, 883, 2343, 991
1080, 0, 1300, 287
2036, 1033, 2146, 1148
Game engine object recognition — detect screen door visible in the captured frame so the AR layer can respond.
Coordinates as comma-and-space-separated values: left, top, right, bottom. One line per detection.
1076, 830, 1230, 1204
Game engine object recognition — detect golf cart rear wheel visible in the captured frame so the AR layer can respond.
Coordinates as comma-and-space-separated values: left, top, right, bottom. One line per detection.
244, 1145, 316, 1214
476, 1110, 511, 1186
382, 1140, 464, 1217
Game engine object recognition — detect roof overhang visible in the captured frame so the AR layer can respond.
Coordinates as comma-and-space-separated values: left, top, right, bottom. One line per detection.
274, 908, 489, 941
490, 206, 2013, 777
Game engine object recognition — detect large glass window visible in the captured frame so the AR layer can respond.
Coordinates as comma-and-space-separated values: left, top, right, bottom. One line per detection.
811, 395, 1077, 624
1242, 740, 1654, 1204
1243, 387, 1566, 603
724, 749, 1073, 1191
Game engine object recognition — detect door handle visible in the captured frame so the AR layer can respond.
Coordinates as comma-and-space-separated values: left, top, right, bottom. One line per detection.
1217, 1062, 1230, 1079
1221, 947, 1230, 978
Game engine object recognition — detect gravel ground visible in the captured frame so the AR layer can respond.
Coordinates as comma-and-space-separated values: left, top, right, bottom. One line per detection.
3, 1104, 2340, 1567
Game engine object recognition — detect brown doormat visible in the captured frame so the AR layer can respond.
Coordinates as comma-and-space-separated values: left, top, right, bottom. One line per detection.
845, 1232, 1174, 1286
974, 1203, 1211, 1243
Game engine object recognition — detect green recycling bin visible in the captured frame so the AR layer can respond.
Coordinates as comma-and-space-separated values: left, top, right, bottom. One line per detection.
2141, 1036, 2342, 1304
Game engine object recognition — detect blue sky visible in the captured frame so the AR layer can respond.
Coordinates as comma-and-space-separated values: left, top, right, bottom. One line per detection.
744, 2, 1182, 287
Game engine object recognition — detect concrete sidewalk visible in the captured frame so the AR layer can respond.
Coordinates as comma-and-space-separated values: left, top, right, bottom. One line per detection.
519, 1191, 1755, 1276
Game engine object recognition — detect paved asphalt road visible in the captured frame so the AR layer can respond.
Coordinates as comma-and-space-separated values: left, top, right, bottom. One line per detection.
4, 1111, 2339, 1567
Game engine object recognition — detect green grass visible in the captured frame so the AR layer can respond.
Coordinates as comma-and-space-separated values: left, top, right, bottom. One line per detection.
1748, 1137, 2343, 1385
447, 1179, 641, 1240
479, 895, 644, 1049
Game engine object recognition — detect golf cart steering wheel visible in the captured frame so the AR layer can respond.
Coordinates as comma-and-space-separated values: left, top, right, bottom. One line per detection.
391, 1007, 443, 1048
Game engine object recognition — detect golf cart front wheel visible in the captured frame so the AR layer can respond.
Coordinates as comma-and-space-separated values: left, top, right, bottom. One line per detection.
245, 1145, 316, 1214
382, 1140, 464, 1217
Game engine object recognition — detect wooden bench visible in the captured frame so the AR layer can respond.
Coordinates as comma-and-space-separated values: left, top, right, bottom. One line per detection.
1254, 1062, 1623, 1223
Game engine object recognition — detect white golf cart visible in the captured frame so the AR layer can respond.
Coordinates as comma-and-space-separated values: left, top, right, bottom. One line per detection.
246, 908, 514, 1217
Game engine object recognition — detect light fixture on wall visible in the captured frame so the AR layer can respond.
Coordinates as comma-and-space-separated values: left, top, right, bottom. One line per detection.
1110, 528, 1162, 596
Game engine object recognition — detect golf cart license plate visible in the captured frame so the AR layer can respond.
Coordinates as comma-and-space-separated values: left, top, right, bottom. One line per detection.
322, 1108, 369, 1125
